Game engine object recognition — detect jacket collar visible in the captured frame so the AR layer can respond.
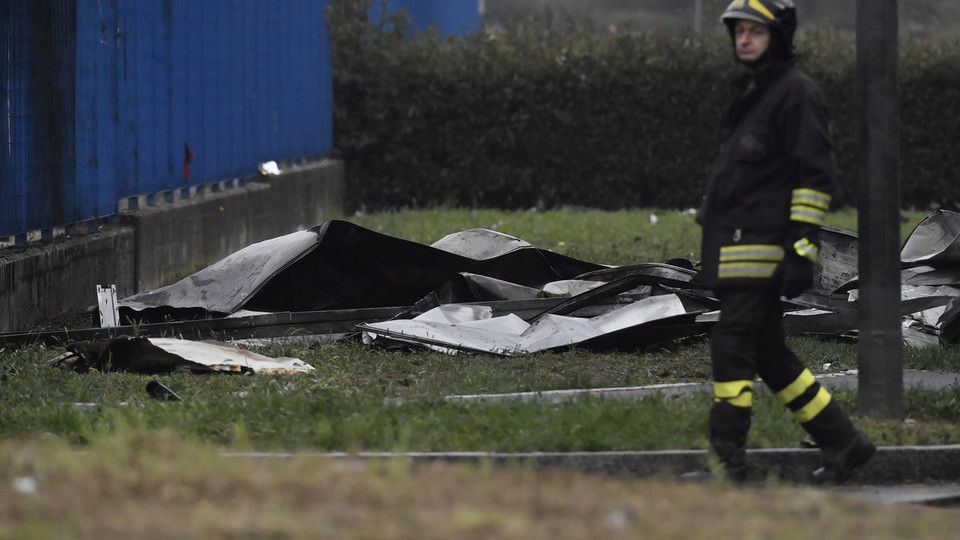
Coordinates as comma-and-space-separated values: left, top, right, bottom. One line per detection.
735, 57, 797, 94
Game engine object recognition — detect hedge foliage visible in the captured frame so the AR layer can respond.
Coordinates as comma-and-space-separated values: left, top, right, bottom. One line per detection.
328, 0, 960, 211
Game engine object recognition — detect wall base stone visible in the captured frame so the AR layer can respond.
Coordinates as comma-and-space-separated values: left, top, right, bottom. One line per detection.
0, 228, 136, 332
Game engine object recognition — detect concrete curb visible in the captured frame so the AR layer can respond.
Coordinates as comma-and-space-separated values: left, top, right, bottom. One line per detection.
225, 445, 960, 485
429, 370, 960, 405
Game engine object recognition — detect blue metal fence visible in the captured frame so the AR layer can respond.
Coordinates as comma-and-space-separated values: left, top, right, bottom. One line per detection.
1, 0, 334, 238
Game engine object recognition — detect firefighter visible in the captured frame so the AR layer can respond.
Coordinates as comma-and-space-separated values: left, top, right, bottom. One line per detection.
697, 0, 875, 483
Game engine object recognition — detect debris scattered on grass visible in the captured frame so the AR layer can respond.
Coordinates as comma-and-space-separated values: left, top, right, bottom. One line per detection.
52, 337, 311, 375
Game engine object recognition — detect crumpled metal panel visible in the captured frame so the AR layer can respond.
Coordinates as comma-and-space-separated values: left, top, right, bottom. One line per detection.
105, 212, 960, 352
430, 228, 532, 259
573, 262, 719, 308
901, 266, 960, 287
938, 297, 960, 344
119, 220, 604, 322
120, 229, 321, 319
817, 226, 859, 294
404, 269, 673, 320
542, 280, 606, 297
403, 272, 545, 318
846, 285, 960, 329
145, 338, 313, 374
52, 337, 311, 375
901, 210, 960, 265
901, 285, 960, 328
360, 294, 701, 355
784, 296, 956, 336
574, 262, 698, 284
432, 227, 611, 279
902, 322, 941, 349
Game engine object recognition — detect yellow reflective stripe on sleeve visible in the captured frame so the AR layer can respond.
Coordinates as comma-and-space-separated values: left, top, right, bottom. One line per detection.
794, 387, 832, 423
791, 207, 826, 225
749, 0, 776, 20
714, 380, 754, 408
718, 262, 778, 279
792, 188, 832, 211
793, 237, 819, 263
719, 245, 785, 262
776, 369, 816, 405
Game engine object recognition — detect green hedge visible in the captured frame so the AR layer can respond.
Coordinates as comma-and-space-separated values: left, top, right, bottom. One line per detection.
329, 0, 960, 211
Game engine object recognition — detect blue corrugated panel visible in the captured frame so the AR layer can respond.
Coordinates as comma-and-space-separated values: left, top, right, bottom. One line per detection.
76, 0, 119, 220
375, 0, 480, 36
1, 1, 28, 236
1, 0, 334, 237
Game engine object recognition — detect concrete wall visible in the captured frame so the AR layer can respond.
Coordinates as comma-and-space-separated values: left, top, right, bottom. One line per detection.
0, 159, 345, 333
0, 228, 136, 332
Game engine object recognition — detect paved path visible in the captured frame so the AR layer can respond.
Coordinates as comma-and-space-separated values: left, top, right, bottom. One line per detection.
429, 369, 960, 405
833, 484, 960, 506
229, 447, 960, 505
226, 444, 960, 490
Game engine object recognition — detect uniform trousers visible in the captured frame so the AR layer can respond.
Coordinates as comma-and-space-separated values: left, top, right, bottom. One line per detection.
709, 286, 857, 468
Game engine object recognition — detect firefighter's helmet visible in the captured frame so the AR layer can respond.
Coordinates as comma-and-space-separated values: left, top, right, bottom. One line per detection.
721, 0, 797, 54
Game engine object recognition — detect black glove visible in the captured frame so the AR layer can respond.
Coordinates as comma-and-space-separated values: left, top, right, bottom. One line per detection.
780, 251, 815, 299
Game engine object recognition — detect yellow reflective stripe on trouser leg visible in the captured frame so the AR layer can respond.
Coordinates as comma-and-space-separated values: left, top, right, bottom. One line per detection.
714, 380, 753, 408
795, 387, 832, 423
775, 369, 816, 405
791, 188, 832, 211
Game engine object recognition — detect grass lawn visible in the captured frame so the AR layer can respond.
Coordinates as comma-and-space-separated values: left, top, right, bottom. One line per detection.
4, 208, 960, 537
3, 431, 960, 539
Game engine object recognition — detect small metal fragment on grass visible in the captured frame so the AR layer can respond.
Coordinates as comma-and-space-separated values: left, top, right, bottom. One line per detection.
13, 476, 37, 494
146, 380, 182, 402
71, 402, 101, 412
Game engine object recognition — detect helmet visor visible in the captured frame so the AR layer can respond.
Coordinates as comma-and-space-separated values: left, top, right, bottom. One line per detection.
721, 11, 770, 26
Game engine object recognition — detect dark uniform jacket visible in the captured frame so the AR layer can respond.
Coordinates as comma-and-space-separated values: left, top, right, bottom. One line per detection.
699, 58, 836, 289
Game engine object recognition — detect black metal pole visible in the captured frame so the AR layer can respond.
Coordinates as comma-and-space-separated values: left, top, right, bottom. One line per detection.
693, 0, 703, 35
856, 0, 902, 418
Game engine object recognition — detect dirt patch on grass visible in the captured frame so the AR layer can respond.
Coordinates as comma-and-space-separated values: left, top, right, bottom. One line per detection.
1, 431, 958, 539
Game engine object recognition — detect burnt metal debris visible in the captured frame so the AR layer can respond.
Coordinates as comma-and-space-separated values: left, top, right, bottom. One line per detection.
118, 220, 604, 322
50, 336, 313, 375
5, 212, 960, 353
360, 294, 706, 355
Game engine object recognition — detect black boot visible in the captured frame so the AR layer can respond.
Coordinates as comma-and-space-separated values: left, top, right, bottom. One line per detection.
709, 401, 752, 483
811, 430, 876, 485
800, 401, 876, 484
